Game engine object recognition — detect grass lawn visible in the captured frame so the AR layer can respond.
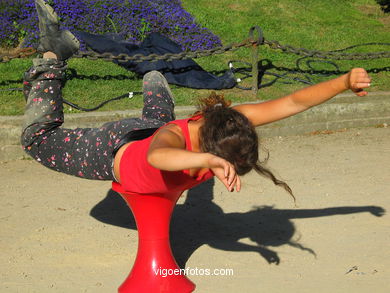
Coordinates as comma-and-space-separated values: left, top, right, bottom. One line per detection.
1, 0, 389, 115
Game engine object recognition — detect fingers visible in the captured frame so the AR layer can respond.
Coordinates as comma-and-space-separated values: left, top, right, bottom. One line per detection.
349, 68, 371, 96
223, 161, 241, 192
215, 162, 240, 192
353, 82, 371, 88
355, 91, 368, 97
230, 171, 241, 192
351, 78, 371, 90
224, 162, 234, 185
215, 170, 234, 192
209, 155, 241, 192
223, 161, 230, 178
236, 175, 241, 192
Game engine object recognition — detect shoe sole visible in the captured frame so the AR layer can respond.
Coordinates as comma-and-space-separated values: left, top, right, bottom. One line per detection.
35, 0, 80, 59
35, 0, 59, 34
144, 71, 175, 106
62, 30, 80, 49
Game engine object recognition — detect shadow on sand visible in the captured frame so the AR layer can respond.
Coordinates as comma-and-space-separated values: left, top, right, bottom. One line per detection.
90, 178, 385, 268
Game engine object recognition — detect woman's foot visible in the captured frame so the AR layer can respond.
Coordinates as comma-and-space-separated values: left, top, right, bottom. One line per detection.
35, 0, 79, 60
142, 71, 176, 123
43, 51, 58, 59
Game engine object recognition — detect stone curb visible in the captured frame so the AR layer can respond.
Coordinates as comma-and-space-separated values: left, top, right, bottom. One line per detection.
1, 92, 389, 162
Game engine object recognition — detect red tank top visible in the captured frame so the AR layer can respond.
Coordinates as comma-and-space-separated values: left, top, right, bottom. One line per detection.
112, 116, 214, 195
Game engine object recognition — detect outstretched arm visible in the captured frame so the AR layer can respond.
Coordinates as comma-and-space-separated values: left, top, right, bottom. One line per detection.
233, 68, 371, 127
209, 241, 280, 264
147, 124, 241, 192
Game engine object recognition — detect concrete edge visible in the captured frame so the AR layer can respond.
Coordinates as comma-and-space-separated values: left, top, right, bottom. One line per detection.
1, 91, 389, 162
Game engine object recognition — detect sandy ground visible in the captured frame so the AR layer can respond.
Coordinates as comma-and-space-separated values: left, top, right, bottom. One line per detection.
0, 126, 389, 293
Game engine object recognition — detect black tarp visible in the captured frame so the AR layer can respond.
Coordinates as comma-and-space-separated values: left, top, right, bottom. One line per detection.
76, 31, 237, 89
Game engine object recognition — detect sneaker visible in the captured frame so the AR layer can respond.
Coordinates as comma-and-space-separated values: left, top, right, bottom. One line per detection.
142, 71, 176, 122
35, 0, 79, 60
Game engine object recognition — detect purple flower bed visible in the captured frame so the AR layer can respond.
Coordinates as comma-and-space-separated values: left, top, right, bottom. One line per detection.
0, 0, 222, 51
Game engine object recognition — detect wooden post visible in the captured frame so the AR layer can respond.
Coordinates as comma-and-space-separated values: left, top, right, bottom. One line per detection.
248, 26, 264, 98
251, 43, 259, 97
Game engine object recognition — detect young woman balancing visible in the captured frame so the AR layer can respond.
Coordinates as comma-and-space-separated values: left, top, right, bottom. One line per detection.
23, 0, 372, 197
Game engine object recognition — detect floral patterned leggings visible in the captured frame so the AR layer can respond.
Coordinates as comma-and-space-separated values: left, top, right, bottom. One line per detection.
21, 58, 175, 181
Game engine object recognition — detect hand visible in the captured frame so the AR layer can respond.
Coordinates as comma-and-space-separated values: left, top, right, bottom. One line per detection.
207, 154, 241, 192
258, 248, 280, 265
368, 206, 386, 217
345, 68, 371, 97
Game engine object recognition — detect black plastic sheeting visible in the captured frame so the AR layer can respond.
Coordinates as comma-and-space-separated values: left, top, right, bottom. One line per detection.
76, 31, 237, 90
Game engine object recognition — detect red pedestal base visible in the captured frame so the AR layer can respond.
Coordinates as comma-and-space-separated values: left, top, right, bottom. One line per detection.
119, 191, 195, 293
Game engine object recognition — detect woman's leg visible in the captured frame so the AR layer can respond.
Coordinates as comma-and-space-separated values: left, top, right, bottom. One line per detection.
102, 71, 176, 153
21, 58, 65, 148
22, 1, 176, 180
21, 0, 125, 180
21, 63, 175, 181
141, 71, 175, 123
21, 58, 119, 180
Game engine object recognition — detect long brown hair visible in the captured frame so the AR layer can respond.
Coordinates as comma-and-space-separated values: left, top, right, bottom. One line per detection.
197, 92, 294, 200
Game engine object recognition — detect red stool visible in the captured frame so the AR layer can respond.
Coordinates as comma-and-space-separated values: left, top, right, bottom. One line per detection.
118, 191, 195, 293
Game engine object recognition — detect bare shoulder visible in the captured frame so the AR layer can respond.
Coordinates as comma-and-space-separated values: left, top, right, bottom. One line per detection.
231, 103, 264, 124
150, 123, 186, 149
158, 123, 184, 139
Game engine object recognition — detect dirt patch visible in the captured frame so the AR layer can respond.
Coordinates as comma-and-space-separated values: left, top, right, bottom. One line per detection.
379, 14, 390, 28
1, 126, 389, 292
357, 4, 390, 29
227, 3, 249, 12
0, 47, 36, 61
